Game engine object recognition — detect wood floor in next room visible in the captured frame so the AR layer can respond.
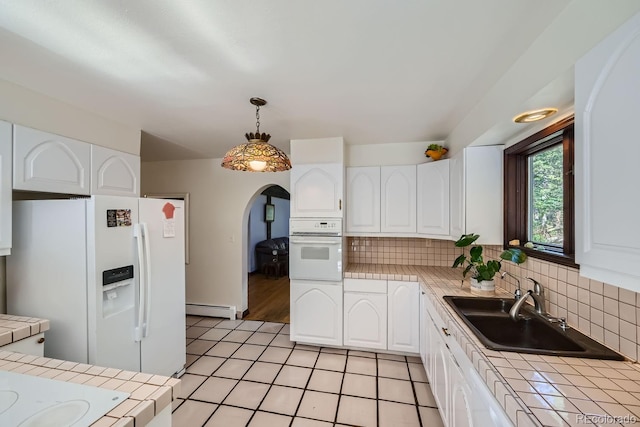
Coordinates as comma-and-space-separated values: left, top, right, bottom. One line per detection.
176, 316, 444, 427
244, 273, 290, 323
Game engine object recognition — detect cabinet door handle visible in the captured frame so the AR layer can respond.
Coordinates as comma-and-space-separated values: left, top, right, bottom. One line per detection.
339, 199, 342, 210
441, 327, 450, 337
37, 337, 45, 344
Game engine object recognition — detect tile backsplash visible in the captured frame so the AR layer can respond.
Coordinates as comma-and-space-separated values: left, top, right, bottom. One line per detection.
347, 237, 640, 362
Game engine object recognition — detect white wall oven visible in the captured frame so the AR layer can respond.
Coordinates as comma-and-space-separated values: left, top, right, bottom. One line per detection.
289, 218, 342, 282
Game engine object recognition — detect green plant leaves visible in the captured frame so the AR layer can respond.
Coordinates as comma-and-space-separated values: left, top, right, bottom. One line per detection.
454, 233, 480, 247
500, 248, 527, 264
452, 254, 467, 268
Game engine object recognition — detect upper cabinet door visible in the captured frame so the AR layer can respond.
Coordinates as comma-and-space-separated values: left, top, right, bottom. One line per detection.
575, 11, 640, 291
290, 163, 343, 218
13, 125, 91, 195
449, 150, 465, 239
417, 160, 450, 236
0, 121, 11, 256
91, 145, 140, 197
346, 166, 380, 232
380, 165, 416, 233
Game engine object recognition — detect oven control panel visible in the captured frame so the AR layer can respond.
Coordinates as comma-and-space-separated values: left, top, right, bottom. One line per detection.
290, 218, 342, 235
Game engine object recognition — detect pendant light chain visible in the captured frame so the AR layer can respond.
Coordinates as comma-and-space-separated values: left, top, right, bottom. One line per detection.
256, 105, 261, 134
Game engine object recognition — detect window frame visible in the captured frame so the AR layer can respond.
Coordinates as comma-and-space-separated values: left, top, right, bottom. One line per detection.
503, 116, 576, 267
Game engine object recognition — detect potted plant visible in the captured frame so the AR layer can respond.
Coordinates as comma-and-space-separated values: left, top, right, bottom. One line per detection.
452, 233, 526, 295
425, 144, 448, 161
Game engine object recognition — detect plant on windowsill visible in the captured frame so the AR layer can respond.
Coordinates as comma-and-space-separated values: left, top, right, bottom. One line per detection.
425, 144, 448, 161
452, 233, 527, 295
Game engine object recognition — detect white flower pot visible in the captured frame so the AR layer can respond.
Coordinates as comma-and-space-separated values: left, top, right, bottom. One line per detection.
470, 278, 495, 296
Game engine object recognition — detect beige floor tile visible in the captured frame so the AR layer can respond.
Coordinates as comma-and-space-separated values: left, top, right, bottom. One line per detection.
186, 315, 204, 326
378, 400, 421, 427
246, 332, 277, 346
172, 398, 184, 412
191, 377, 238, 403
185, 353, 199, 368
236, 320, 264, 331
186, 326, 209, 339
223, 380, 270, 409
419, 406, 444, 427
186, 339, 216, 355
378, 359, 410, 380
274, 365, 312, 388
291, 418, 332, 427
337, 395, 377, 427
348, 350, 376, 359
243, 361, 282, 383
297, 390, 339, 422
200, 328, 231, 341
414, 381, 437, 407
258, 322, 285, 333
280, 324, 291, 335
270, 334, 295, 348
342, 373, 377, 399
377, 353, 406, 361
407, 356, 422, 364
294, 344, 321, 352
307, 369, 344, 393
408, 362, 428, 383
259, 384, 304, 415
213, 358, 253, 379
176, 374, 206, 399
378, 377, 415, 404
230, 344, 266, 361
259, 346, 293, 364
221, 330, 254, 343
187, 356, 226, 376
346, 356, 377, 376
248, 411, 292, 427
315, 353, 347, 372
321, 347, 348, 355
286, 349, 319, 368
204, 405, 253, 427
214, 319, 244, 329
172, 400, 217, 427
195, 318, 223, 328
206, 342, 242, 358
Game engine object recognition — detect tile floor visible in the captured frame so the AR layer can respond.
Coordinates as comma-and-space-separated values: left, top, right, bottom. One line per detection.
174, 316, 444, 427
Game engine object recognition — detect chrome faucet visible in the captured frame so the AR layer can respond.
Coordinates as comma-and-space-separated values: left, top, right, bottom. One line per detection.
509, 290, 546, 320
501, 272, 522, 300
527, 277, 545, 312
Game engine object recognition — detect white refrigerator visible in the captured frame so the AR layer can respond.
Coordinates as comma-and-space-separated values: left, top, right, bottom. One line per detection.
7, 196, 186, 377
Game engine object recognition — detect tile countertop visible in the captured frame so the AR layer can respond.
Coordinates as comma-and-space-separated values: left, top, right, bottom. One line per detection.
0, 351, 180, 426
0, 313, 50, 344
345, 264, 640, 427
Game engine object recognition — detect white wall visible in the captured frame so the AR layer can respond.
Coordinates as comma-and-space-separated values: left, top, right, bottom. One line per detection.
141, 159, 290, 313
271, 198, 290, 239
248, 195, 268, 273
0, 78, 140, 154
346, 141, 442, 167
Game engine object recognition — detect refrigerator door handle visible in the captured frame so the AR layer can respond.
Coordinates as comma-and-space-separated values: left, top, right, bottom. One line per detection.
134, 223, 145, 342
141, 222, 152, 338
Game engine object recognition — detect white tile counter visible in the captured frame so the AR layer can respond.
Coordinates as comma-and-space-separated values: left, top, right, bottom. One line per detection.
0, 313, 50, 345
346, 264, 640, 427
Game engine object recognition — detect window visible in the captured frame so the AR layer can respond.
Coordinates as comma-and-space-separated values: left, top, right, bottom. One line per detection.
504, 117, 576, 267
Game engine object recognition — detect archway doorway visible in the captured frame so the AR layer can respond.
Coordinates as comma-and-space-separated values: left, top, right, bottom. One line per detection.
244, 185, 290, 323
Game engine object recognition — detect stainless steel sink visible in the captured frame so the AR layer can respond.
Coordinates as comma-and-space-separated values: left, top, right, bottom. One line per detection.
443, 296, 624, 360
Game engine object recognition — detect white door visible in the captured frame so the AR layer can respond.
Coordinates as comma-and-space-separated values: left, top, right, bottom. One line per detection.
381, 165, 416, 233
290, 280, 343, 346
344, 292, 387, 350
139, 198, 186, 376
92, 145, 140, 197
346, 166, 380, 233
449, 150, 465, 239
449, 357, 473, 427
419, 290, 428, 369
0, 121, 11, 255
417, 160, 450, 236
13, 125, 91, 194
387, 281, 419, 353
431, 321, 449, 427
290, 163, 343, 217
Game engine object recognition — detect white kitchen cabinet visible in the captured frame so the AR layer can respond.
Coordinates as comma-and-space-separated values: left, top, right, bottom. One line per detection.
13, 125, 91, 195
417, 160, 450, 236
0, 120, 11, 256
419, 290, 428, 369
290, 279, 343, 346
449, 146, 503, 244
575, 11, 640, 292
91, 145, 140, 197
381, 165, 416, 233
343, 278, 387, 350
387, 280, 419, 353
346, 167, 380, 232
1, 333, 45, 356
290, 163, 343, 218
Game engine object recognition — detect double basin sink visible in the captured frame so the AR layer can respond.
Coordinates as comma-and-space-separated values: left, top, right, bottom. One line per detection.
443, 296, 624, 360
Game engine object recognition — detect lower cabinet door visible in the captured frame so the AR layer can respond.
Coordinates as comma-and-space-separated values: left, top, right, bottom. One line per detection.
1, 333, 45, 356
344, 292, 387, 350
388, 281, 420, 353
449, 354, 473, 427
290, 280, 343, 346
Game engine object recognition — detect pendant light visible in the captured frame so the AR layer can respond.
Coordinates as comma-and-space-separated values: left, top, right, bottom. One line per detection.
221, 98, 292, 172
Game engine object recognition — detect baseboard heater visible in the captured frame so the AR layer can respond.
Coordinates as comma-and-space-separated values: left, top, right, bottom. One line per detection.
186, 303, 237, 320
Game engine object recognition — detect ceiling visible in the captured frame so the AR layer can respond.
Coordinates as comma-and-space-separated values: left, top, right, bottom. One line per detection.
0, 1, 632, 161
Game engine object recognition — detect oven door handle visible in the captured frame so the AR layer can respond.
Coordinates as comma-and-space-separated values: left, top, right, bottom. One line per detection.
290, 239, 341, 245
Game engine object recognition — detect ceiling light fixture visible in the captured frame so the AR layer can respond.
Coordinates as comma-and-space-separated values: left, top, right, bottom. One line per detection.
221, 97, 292, 172
513, 108, 558, 123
